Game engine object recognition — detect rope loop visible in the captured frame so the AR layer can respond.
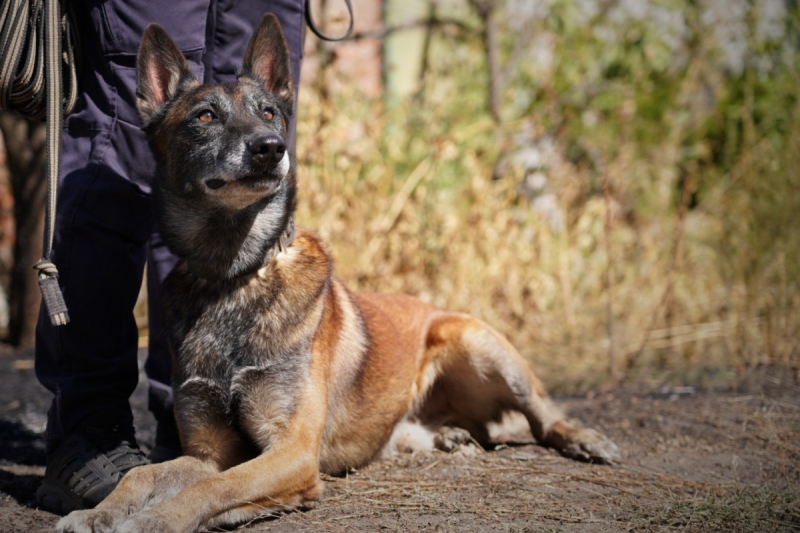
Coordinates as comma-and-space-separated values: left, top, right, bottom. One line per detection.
0, 0, 79, 119
33, 258, 59, 277
305, 0, 354, 42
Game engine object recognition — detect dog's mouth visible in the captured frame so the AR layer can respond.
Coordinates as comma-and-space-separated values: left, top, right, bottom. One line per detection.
203, 173, 281, 191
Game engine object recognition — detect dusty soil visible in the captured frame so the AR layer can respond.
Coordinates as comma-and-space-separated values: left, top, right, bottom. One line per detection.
1, 346, 798, 533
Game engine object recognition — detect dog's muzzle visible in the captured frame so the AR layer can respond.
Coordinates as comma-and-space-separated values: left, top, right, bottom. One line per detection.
250, 135, 286, 166
203, 136, 290, 192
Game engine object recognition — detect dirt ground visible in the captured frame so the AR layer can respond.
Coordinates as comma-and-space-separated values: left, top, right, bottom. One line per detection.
1, 346, 798, 533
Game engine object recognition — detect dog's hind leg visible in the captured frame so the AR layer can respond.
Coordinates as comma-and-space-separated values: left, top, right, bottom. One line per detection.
416, 313, 621, 464
56, 457, 218, 533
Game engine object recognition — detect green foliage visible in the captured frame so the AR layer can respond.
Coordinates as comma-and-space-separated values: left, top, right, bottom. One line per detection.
297, 0, 800, 391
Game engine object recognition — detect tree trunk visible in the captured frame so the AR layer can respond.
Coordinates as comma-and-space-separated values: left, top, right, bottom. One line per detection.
0, 112, 47, 348
483, 5, 502, 122
470, 0, 502, 122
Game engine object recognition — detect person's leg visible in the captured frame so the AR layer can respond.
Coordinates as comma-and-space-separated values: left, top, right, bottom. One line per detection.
34, 0, 211, 514
143, 0, 305, 462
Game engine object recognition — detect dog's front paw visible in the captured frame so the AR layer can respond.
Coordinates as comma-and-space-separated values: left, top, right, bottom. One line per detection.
56, 506, 127, 533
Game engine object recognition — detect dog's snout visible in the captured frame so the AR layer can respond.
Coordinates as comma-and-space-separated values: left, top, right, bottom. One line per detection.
250, 136, 286, 165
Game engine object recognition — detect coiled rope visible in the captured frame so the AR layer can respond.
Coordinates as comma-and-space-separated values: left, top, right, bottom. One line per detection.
0, 0, 79, 326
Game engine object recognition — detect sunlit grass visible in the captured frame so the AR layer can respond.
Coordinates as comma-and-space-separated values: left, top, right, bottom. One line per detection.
293, 2, 800, 393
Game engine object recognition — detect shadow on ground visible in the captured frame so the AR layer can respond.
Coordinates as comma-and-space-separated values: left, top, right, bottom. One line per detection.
0, 420, 46, 467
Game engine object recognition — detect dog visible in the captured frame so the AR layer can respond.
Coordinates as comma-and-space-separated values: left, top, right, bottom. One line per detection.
56, 14, 620, 533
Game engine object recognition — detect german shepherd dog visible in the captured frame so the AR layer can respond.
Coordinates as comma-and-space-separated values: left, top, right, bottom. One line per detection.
57, 14, 620, 533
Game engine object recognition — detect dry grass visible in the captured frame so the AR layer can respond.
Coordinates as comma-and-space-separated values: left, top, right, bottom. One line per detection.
292, 78, 800, 394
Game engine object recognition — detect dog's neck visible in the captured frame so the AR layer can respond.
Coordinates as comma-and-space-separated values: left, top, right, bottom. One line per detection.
186, 216, 296, 281
156, 182, 297, 282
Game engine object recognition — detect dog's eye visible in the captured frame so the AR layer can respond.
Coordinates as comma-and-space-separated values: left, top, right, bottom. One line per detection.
263, 108, 275, 121
198, 111, 215, 122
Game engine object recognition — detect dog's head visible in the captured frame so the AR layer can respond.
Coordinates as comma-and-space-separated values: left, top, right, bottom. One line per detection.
136, 14, 294, 210
136, 15, 298, 280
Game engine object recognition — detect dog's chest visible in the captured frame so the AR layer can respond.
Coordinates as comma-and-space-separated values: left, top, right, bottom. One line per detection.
164, 270, 318, 411
159, 265, 323, 453
160, 236, 332, 449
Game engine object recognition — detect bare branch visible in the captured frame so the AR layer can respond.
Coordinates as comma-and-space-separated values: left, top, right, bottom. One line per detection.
345, 18, 479, 42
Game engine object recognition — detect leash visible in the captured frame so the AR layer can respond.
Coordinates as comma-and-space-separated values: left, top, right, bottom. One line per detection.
0, 0, 78, 326
305, 0, 354, 42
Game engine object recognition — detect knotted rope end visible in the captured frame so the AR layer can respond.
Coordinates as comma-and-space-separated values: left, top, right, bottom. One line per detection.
34, 259, 70, 327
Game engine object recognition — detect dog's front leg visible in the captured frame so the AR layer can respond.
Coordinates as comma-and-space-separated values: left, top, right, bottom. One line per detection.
56, 456, 218, 533
113, 437, 322, 533
115, 377, 327, 533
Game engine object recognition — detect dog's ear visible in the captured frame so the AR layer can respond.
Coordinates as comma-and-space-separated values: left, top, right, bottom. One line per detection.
240, 14, 294, 110
137, 24, 198, 124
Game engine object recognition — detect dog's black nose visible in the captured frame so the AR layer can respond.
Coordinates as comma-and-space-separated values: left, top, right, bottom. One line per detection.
249, 136, 286, 166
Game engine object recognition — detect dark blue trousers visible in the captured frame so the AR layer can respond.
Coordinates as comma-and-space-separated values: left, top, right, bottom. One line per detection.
34, 0, 305, 449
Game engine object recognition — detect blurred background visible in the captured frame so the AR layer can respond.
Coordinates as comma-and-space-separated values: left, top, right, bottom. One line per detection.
0, 0, 797, 394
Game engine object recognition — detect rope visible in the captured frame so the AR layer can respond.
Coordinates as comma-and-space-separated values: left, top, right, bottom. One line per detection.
0, 0, 78, 120
305, 0, 354, 42
0, 0, 78, 326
